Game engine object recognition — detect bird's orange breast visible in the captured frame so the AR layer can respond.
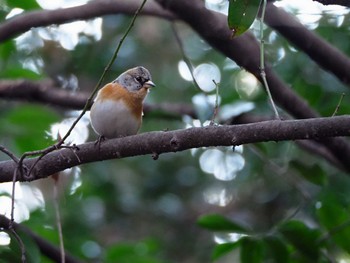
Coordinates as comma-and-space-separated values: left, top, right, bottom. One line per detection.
97, 82, 148, 120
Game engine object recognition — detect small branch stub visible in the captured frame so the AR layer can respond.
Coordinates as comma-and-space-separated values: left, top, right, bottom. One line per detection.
152, 152, 159, 160
170, 136, 180, 151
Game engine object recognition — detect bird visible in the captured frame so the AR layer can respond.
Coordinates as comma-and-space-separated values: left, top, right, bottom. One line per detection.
90, 66, 155, 140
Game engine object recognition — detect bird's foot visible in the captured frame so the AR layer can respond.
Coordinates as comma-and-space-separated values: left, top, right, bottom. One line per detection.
94, 135, 105, 150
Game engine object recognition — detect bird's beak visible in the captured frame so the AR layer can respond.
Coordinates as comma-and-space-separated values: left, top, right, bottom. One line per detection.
144, 80, 156, 89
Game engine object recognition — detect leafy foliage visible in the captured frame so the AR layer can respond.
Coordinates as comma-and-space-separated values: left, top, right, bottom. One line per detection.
1, 105, 59, 153
4, 0, 40, 10
228, 0, 262, 37
197, 214, 249, 232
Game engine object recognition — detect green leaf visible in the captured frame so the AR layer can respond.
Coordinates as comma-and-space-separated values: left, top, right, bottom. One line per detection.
6, 230, 40, 263
20, 232, 41, 263
0, 240, 20, 263
197, 214, 248, 233
279, 220, 321, 261
0, 40, 16, 63
104, 240, 163, 263
212, 241, 241, 261
228, 0, 262, 37
0, 68, 42, 80
1, 104, 60, 153
240, 237, 263, 263
291, 160, 327, 186
317, 195, 350, 254
263, 236, 289, 263
5, 0, 40, 10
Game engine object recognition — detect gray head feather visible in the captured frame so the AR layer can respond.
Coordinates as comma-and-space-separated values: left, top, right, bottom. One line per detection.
113, 66, 154, 92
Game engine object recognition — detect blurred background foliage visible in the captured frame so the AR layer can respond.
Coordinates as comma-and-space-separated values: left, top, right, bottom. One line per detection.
0, 0, 350, 262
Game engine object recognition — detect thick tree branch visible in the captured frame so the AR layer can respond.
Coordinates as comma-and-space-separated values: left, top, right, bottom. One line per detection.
0, 79, 196, 117
232, 114, 345, 171
155, 0, 350, 175
0, 79, 90, 109
0, 215, 83, 263
0, 0, 175, 43
265, 2, 350, 85
312, 0, 350, 7
0, 116, 349, 183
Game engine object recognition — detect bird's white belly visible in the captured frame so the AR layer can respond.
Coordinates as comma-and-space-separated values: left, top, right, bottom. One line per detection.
90, 99, 140, 138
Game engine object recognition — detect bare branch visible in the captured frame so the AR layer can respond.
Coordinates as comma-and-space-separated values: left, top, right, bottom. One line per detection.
265, 2, 350, 86
0, 79, 90, 109
0, 0, 175, 43
232, 114, 345, 171
0, 215, 83, 263
0, 145, 19, 163
0, 116, 349, 183
312, 0, 350, 7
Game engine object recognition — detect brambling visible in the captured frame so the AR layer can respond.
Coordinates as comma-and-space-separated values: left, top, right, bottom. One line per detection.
90, 66, 155, 139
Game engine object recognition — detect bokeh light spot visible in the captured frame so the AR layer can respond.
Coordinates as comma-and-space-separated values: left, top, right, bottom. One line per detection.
235, 70, 261, 99
194, 63, 221, 92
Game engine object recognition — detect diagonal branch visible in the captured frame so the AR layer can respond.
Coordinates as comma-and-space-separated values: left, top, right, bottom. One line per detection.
0, 116, 349, 183
0, 0, 175, 43
0, 215, 83, 263
265, 2, 350, 86
312, 0, 350, 7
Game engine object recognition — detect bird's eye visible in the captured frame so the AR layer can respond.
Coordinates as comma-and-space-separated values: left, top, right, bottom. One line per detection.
135, 76, 143, 83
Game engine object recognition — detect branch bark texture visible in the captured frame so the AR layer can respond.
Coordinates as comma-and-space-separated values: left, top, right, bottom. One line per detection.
265, 3, 350, 85
0, 215, 83, 263
0, 79, 90, 109
0, 0, 174, 43
313, 0, 350, 7
0, 116, 349, 183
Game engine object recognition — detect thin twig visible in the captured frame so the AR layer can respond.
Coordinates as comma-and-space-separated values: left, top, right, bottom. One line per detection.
332, 92, 345, 117
210, 80, 220, 125
0, 214, 83, 263
259, 0, 280, 119
171, 22, 202, 92
9, 228, 27, 263
0, 145, 19, 163
53, 176, 65, 263
9, 167, 26, 263
318, 219, 350, 244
